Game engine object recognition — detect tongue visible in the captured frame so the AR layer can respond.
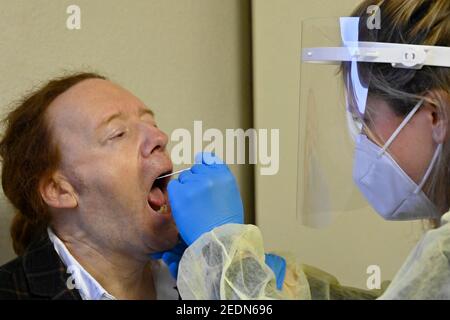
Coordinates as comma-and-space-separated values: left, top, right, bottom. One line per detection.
148, 186, 166, 210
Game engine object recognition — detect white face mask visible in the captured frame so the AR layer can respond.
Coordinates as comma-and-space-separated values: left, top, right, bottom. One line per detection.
352, 100, 443, 221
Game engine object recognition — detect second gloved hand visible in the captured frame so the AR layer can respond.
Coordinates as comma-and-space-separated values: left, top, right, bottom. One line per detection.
150, 239, 188, 279
168, 152, 244, 245
265, 253, 287, 290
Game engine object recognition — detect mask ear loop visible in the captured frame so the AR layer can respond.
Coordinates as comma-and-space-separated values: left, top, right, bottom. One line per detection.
372, 98, 442, 194
378, 99, 424, 157
414, 143, 442, 194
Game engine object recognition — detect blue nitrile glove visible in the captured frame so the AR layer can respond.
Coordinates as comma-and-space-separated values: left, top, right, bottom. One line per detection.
168, 152, 244, 246
265, 253, 287, 290
150, 238, 188, 279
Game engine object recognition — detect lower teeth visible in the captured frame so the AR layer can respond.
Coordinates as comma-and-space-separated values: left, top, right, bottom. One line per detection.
157, 205, 167, 214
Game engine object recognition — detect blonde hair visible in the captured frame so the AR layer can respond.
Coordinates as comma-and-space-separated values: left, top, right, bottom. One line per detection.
344, 0, 450, 223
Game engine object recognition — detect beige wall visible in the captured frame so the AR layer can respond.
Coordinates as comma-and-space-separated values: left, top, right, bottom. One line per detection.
252, 0, 424, 288
0, 0, 253, 264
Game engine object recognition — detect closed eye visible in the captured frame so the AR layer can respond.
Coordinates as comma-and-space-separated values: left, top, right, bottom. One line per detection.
110, 131, 126, 140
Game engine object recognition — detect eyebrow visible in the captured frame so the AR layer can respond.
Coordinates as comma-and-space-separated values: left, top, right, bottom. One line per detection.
97, 112, 124, 130
139, 108, 154, 118
96, 108, 155, 130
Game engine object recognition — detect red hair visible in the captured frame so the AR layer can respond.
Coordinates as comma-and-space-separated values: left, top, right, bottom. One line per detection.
0, 72, 106, 255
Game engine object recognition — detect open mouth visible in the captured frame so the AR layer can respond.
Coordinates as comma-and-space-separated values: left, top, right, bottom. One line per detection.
147, 170, 172, 214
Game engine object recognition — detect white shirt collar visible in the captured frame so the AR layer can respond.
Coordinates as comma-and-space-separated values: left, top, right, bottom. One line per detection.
47, 228, 178, 300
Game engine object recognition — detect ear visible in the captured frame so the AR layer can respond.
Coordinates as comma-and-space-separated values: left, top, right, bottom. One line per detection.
431, 112, 446, 144
424, 91, 449, 144
39, 171, 78, 209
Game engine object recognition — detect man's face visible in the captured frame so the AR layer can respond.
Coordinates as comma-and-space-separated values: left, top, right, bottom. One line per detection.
47, 79, 178, 258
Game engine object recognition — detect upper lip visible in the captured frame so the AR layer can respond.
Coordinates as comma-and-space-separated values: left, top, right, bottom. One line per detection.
148, 161, 173, 193
151, 172, 171, 192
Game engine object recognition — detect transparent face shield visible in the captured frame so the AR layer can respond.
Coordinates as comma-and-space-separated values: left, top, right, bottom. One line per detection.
298, 17, 450, 228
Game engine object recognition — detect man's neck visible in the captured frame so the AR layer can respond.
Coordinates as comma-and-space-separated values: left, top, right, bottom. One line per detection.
55, 229, 156, 300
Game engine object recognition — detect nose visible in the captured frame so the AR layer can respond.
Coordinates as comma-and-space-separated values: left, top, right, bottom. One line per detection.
140, 123, 168, 158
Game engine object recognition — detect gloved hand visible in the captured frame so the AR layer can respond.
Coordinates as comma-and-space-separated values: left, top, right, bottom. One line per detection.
265, 253, 287, 290
150, 238, 188, 279
168, 152, 244, 245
